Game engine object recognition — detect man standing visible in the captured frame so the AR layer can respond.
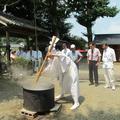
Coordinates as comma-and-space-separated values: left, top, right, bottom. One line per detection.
68, 44, 83, 69
61, 43, 70, 56
87, 42, 101, 86
26, 47, 35, 61
45, 50, 80, 110
26, 46, 35, 72
102, 43, 116, 90
34, 47, 43, 72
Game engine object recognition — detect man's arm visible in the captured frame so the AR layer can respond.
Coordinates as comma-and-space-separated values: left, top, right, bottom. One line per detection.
112, 49, 116, 62
97, 56, 101, 63
86, 50, 90, 64
76, 51, 83, 63
96, 49, 101, 66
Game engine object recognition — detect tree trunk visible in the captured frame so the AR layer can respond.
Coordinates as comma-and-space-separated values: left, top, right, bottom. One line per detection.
26, 37, 30, 49
87, 26, 93, 43
49, 0, 60, 37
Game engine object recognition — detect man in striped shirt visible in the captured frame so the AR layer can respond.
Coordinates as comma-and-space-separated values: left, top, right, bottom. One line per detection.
87, 42, 101, 86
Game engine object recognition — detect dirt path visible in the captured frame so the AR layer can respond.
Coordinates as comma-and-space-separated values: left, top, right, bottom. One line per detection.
0, 63, 120, 120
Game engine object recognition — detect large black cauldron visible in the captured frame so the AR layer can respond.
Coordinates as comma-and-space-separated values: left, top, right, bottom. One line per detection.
23, 81, 54, 112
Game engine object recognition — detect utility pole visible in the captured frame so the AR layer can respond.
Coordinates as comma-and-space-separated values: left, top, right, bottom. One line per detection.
33, 0, 38, 50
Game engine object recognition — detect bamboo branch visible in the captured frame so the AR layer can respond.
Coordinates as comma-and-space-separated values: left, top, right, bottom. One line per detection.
34, 36, 57, 83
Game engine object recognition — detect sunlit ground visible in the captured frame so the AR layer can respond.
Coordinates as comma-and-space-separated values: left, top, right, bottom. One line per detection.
0, 63, 120, 120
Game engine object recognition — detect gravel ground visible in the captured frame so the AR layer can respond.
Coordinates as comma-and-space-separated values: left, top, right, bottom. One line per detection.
0, 63, 120, 120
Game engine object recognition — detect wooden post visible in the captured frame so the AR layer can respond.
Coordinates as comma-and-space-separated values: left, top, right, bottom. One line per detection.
6, 31, 10, 63
33, 0, 38, 50
26, 36, 30, 49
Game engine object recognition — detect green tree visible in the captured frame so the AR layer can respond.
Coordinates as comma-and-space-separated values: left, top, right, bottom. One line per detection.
34, 0, 72, 38
0, 0, 72, 39
0, 0, 34, 20
67, 0, 119, 43
64, 35, 87, 49
0, 0, 20, 5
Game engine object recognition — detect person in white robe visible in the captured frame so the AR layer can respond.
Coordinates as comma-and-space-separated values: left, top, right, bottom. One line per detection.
45, 50, 80, 110
102, 43, 116, 90
61, 43, 70, 56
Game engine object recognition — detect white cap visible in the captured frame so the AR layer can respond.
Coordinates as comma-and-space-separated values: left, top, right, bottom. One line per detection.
70, 44, 75, 48
1, 51, 5, 55
20, 42, 24, 48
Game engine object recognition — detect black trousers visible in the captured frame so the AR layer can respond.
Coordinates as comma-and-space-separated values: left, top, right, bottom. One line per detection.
89, 61, 98, 84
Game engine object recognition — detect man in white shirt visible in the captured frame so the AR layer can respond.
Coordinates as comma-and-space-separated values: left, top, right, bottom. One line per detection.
26, 46, 35, 72
34, 47, 42, 72
87, 42, 101, 86
61, 43, 70, 56
102, 43, 116, 90
26, 47, 35, 61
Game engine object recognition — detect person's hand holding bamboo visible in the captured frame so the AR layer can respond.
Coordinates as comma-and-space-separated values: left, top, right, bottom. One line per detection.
34, 36, 59, 83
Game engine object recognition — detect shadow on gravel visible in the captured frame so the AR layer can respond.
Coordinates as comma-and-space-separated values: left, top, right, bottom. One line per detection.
0, 75, 22, 102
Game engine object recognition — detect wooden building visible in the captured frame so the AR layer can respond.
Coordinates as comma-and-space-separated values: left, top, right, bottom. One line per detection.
0, 11, 49, 62
94, 34, 120, 61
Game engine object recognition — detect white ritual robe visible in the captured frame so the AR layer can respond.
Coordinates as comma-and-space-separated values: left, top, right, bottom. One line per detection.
44, 52, 80, 101
61, 48, 70, 56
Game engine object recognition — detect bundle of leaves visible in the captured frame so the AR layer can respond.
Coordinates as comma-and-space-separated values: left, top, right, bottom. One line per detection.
13, 57, 32, 70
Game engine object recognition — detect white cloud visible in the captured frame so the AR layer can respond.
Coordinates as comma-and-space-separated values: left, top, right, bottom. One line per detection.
107, 21, 120, 33
93, 13, 120, 34
66, 0, 120, 38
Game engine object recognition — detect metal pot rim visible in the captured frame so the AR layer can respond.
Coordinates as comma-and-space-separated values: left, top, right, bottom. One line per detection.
23, 81, 54, 91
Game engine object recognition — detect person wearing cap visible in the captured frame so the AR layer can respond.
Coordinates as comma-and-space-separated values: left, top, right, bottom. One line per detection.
102, 43, 116, 90
61, 43, 70, 56
87, 42, 101, 87
68, 44, 83, 69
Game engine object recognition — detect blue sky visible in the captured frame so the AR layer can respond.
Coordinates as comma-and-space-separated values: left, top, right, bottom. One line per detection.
66, 0, 120, 40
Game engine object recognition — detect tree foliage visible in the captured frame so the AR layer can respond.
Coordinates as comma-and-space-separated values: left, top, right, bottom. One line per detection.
67, 0, 119, 42
33, 0, 72, 38
0, 0, 19, 5
0, 0, 34, 20
0, 0, 72, 39
63, 34, 87, 49
2, 0, 115, 47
